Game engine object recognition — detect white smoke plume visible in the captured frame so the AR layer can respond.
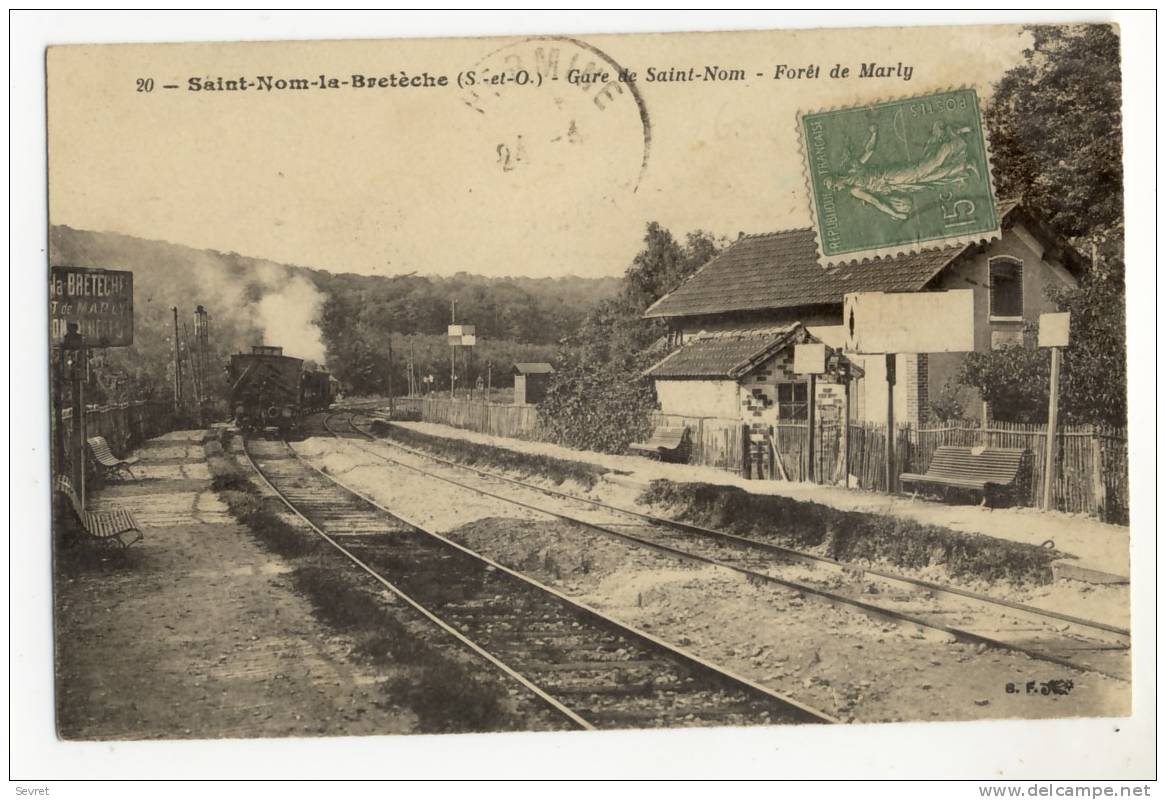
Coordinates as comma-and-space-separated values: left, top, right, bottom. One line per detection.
254, 274, 327, 363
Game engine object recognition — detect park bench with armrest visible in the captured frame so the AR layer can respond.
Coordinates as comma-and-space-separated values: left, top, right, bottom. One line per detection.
87, 435, 139, 481
899, 445, 1029, 507
53, 475, 143, 550
628, 425, 691, 463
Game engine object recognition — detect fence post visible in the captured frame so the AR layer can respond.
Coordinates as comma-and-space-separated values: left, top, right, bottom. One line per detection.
741, 424, 751, 480
767, 425, 775, 480
1042, 345, 1062, 510
1090, 426, 1107, 520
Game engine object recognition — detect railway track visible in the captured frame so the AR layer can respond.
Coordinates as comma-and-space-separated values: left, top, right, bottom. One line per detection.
240, 434, 837, 730
326, 410, 1131, 683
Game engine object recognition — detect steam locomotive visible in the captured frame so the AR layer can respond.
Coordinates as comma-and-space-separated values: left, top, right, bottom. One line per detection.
227, 345, 336, 435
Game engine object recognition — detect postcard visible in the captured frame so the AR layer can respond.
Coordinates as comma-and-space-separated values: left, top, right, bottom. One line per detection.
41, 20, 1137, 760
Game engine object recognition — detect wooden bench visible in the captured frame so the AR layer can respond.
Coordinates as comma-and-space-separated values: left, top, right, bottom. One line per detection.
87, 435, 139, 481
900, 445, 1029, 507
629, 426, 691, 463
53, 475, 143, 550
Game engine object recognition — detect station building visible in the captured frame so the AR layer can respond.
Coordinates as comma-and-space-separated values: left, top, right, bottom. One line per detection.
642, 201, 1087, 429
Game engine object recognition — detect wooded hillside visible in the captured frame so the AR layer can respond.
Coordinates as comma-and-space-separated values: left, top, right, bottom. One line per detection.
50, 225, 620, 400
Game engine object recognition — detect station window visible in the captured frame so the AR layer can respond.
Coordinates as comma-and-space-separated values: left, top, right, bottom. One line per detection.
989, 258, 1023, 318
777, 382, 809, 421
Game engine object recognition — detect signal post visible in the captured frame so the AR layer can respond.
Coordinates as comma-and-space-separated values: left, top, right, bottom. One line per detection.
843, 290, 977, 495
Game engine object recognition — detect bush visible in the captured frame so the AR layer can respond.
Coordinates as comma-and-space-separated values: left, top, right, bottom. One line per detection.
640, 480, 1059, 585
383, 660, 507, 734
372, 421, 609, 489
537, 357, 657, 454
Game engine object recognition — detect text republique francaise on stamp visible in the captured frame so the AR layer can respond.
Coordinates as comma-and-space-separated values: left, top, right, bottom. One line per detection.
799, 88, 1001, 266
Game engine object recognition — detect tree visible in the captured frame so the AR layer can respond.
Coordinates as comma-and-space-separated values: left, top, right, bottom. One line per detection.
1050, 274, 1127, 427
960, 332, 1049, 423
539, 223, 723, 451
961, 24, 1127, 428
959, 274, 1127, 428
986, 25, 1123, 242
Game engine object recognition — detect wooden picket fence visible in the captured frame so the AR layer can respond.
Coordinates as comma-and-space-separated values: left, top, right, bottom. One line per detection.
647, 413, 743, 472
648, 413, 1128, 523
58, 400, 177, 455
935, 420, 1128, 523
394, 396, 544, 441
388, 399, 1128, 523
55, 400, 178, 483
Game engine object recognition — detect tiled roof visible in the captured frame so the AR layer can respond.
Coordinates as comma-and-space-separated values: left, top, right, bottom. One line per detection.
644, 200, 1024, 320
645, 324, 804, 380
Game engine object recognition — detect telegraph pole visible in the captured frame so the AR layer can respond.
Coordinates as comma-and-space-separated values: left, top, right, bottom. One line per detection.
885, 353, 896, 494
449, 299, 457, 400
172, 306, 183, 415
52, 349, 65, 480
63, 323, 86, 505
387, 334, 394, 414
194, 305, 210, 410
408, 339, 415, 397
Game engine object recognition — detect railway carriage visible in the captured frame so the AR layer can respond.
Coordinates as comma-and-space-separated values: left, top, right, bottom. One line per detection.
227, 345, 335, 435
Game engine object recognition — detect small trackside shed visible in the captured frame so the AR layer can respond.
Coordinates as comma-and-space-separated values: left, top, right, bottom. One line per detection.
643, 323, 861, 428
513, 362, 554, 405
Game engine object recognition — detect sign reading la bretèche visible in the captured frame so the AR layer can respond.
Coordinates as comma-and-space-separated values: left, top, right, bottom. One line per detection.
50, 266, 134, 347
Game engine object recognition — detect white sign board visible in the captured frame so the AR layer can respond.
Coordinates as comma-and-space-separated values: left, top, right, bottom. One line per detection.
844, 290, 976, 354
448, 324, 476, 346
793, 342, 826, 374
1038, 312, 1070, 348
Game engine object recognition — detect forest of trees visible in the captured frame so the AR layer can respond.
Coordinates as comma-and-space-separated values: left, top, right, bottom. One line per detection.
49, 225, 620, 405
312, 269, 619, 395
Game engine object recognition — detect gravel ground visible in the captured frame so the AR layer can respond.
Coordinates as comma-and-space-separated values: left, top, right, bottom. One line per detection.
55, 432, 413, 740
356, 424, 1130, 629
293, 435, 1131, 725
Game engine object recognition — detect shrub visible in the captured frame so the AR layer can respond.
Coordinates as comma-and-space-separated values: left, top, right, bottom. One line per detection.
640, 480, 1059, 585
373, 421, 608, 489
537, 357, 657, 454
383, 660, 507, 734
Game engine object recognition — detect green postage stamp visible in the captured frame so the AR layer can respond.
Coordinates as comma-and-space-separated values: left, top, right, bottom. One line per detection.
799, 88, 1001, 265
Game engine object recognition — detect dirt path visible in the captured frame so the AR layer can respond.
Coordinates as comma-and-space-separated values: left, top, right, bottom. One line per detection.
55, 431, 411, 740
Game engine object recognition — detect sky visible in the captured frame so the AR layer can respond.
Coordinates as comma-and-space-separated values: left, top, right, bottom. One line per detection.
47, 25, 1031, 279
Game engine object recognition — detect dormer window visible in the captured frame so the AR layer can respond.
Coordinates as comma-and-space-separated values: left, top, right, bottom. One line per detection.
989, 257, 1023, 319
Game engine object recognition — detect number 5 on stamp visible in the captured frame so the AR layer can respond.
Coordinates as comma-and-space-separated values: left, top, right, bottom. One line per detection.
798, 88, 1002, 266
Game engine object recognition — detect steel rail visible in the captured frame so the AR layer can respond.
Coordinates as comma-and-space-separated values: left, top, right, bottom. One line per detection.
333, 412, 1130, 682
239, 435, 594, 731
351, 410, 1128, 640
244, 431, 838, 727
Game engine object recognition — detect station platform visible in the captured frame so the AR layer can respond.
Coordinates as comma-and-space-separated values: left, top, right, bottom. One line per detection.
389, 420, 1131, 584
53, 430, 408, 740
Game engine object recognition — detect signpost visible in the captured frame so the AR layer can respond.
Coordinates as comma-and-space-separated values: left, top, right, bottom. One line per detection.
448, 320, 476, 400
50, 267, 134, 347
1039, 312, 1071, 510
844, 290, 977, 494
50, 266, 135, 511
